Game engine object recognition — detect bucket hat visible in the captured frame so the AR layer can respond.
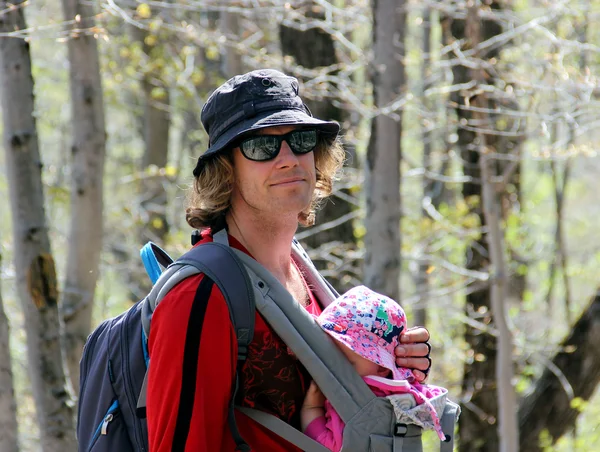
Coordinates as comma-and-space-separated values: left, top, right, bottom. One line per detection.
316, 285, 415, 381
193, 69, 340, 176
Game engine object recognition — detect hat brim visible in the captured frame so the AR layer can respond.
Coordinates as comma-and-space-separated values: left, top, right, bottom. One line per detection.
196, 109, 340, 167
321, 327, 405, 381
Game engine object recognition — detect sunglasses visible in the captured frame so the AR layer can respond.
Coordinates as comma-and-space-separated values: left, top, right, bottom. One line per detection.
237, 129, 318, 162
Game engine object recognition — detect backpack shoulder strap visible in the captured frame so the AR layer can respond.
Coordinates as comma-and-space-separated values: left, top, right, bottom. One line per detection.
176, 241, 255, 353
137, 237, 255, 451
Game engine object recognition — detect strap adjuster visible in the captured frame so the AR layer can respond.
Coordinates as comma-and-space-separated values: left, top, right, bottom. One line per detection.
394, 423, 408, 437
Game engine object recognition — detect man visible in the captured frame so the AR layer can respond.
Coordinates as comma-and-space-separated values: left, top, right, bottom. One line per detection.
146, 69, 431, 451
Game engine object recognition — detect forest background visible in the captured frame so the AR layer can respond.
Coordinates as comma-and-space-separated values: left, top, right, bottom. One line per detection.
1, 0, 600, 451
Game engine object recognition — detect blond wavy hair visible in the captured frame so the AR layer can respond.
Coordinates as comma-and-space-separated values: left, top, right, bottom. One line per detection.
186, 136, 345, 230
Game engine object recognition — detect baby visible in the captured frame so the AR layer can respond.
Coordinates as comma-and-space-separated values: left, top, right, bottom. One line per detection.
301, 285, 448, 451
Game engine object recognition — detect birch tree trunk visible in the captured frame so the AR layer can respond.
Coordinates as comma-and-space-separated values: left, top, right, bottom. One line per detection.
441, 2, 513, 449
0, 2, 77, 449
413, 5, 433, 327
466, 4, 518, 451
60, 0, 107, 393
364, 0, 406, 300
0, 253, 18, 452
220, 9, 243, 78
280, 1, 357, 292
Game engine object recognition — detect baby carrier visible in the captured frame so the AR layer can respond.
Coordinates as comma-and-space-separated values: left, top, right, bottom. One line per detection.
77, 229, 460, 452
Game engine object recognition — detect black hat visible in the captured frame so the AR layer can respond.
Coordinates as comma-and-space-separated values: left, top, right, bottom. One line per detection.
193, 69, 340, 176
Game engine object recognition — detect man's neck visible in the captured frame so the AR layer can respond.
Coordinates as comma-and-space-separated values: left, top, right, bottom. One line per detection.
225, 210, 298, 283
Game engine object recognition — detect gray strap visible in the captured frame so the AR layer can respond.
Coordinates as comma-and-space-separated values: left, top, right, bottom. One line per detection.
136, 369, 149, 413
291, 239, 338, 308
232, 249, 374, 423
213, 228, 229, 245
440, 401, 460, 452
393, 435, 404, 452
237, 407, 330, 452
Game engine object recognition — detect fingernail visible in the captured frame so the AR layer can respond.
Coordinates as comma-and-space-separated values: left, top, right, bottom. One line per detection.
396, 358, 408, 366
396, 347, 406, 355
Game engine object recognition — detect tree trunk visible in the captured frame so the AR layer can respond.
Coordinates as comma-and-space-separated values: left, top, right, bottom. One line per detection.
442, 2, 515, 450
129, 24, 171, 245
220, 10, 243, 78
280, 1, 357, 293
0, 2, 77, 450
364, 0, 406, 301
519, 289, 600, 451
466, 5, 519, 451
413, 4, 434, 327
0, 254, 18, 452
60, 0, 107, 393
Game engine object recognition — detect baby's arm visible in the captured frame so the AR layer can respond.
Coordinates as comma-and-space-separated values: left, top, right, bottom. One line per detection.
301, 381, 326, 431
301, 381, 344, 451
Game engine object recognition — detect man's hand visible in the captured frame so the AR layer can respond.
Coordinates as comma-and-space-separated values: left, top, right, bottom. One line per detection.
394, 326, 431, 382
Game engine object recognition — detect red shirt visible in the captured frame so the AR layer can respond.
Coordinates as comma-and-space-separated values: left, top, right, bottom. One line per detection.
147, 229, 322, 451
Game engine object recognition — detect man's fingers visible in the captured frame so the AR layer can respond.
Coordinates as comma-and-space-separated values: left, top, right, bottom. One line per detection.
400, 326, 430, 344
395, 356, 431, 371
395, 342, 430, 358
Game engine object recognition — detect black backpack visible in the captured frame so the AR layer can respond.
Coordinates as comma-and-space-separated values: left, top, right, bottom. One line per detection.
77, 239, 255, 451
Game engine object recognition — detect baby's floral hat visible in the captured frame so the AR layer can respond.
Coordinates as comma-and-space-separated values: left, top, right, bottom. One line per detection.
316, 285, 414, 381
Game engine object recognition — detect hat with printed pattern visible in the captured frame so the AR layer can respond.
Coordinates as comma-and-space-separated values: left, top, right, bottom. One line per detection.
193, 69, 340, 177
316, 285, 415, 381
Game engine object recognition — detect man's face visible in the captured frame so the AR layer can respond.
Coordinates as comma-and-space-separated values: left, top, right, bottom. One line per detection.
230, 125, 317, 221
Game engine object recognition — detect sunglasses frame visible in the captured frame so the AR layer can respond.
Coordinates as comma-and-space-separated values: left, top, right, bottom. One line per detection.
236, 128, 319, 162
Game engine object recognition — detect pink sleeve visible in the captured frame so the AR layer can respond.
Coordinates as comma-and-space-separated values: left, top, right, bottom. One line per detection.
303, 401, 345, 452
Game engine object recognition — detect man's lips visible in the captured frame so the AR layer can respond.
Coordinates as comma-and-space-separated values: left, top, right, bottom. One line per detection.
270, 177, 305, 186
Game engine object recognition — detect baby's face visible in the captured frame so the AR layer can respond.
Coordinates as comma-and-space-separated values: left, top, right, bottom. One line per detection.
339, 345, 390, 378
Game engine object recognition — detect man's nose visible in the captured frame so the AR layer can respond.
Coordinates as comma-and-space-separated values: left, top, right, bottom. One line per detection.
274, 140, 299, 167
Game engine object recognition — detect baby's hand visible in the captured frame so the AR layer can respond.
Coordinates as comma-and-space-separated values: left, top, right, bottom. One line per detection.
303, 381, 325, 409
301, 381, 326, 432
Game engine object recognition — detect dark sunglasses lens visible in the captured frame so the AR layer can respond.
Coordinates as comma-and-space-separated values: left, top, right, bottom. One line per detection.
241, 136, 280, 161
288, 130, 317, 154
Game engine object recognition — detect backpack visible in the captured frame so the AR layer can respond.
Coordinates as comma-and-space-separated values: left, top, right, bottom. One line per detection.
77, 236, 254, 452
77, 229, 460, 452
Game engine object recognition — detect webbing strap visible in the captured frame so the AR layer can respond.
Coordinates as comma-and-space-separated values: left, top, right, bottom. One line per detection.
440, 401, 460, 452
232, 248, 374, 423
237, 407, 330, 452
172, 277, 214, 451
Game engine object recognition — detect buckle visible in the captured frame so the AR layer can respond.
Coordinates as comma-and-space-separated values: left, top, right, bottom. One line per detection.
394, 423, 408, 437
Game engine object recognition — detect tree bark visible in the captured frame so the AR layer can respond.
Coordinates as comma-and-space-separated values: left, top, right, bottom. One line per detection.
413, 4, 434, 327
519, 289, 600, 451
466, 5, 519, 451
0, 254, 18, 451
220, 9, 243, 78
280, 1, 357, 293
0, 2, 77, 449
364, 0, 406, 301
129, 24, 171, 245
60, 0, 107, 393
442, 1, 520, 450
